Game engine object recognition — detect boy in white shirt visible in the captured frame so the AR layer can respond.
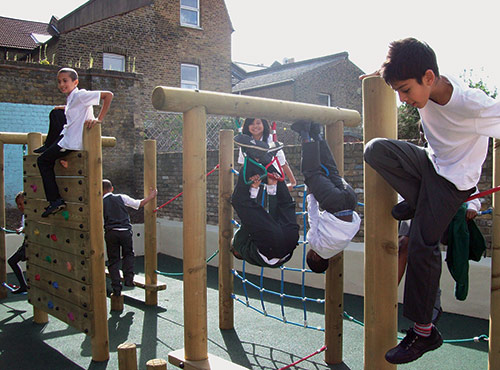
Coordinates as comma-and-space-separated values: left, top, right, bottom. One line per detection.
291, 120, 360, 273
37, 68, 113, 217
362, 37, 500, 364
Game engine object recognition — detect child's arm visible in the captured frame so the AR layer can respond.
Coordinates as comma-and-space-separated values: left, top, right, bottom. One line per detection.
139, 187, 158, 208
54, 105, 65, 110
282, 163, 297, 191
86, 91, 114, 128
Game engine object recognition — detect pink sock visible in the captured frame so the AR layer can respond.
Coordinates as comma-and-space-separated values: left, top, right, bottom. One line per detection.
414, 323, 432, 337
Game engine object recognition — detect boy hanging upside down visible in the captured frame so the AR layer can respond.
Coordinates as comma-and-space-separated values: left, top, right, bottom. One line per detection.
231, 134, 299, 268
291, 120, 361, 273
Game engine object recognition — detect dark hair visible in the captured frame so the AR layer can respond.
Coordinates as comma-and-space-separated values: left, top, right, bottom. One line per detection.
381, 38, 439, 85
15, 191, 24, 202
58, 67, 79, 81
242, 118, 270, 142
306, 249, 329, 273
102, 179, 113, 192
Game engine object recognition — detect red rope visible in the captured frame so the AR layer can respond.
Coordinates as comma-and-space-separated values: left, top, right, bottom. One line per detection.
278, 345, 327, 370
154, 164, 220, 212
466, 185, 500, 202
272, 121, 277, 141
266, 156, 285, 181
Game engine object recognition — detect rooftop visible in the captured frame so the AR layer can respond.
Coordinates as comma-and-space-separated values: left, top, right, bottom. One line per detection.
0, 16, 50, 50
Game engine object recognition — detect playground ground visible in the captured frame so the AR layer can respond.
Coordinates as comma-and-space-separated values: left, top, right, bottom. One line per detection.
0, 254, 490, 370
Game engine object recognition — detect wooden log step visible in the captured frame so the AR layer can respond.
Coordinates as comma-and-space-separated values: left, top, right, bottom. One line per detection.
105, 268, 166, 292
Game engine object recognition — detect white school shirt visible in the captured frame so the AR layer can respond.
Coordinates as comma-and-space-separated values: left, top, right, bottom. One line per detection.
237, 135, 287, 172
58, 87, 102, 150
306, 194, 361, 259
419, 74, 500, 190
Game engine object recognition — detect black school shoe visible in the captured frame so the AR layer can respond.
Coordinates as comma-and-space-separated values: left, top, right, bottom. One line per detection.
391, 200, 415, 221
41, 198, 66, 217
385, 326, 443, 364
33, 145, 47, 154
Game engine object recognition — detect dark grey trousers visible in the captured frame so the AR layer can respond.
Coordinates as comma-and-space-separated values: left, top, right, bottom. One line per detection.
364, 138, 474, 324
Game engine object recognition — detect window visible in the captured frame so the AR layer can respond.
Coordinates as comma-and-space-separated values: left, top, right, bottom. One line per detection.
181, 64, 199, 89
180, 0, 200, 27
318, 93, 331, 107
103, 53, 125, 72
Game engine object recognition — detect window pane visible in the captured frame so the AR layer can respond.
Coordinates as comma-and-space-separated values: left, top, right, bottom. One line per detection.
103, 53, 125, 72
181, 65, 197, 81
318, 94, 331, 106
181, 0, 198, 7
181, 9, 198, 26
181, 83, 197, 90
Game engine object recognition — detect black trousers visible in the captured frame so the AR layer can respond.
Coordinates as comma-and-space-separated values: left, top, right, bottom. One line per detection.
231, 162, 299, 259
301, 140, 357, 213
36, 109, 71, 202
8, 239, 27, 288
364, 138, 474, 324
105, 229, 135, 291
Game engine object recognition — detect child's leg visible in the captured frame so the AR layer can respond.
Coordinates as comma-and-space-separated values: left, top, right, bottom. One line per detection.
105, 231, 122, 294
302, 141, 356, 213
318, 140, 343, 187
271, 181, 300, 257
121, 231, 135, 286
7, 241, 27, 290
37, 145, 70, 202
45, 109, 66, 147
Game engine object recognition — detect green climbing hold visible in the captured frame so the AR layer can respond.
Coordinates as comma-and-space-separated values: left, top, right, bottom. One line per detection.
61, 210, 69, 220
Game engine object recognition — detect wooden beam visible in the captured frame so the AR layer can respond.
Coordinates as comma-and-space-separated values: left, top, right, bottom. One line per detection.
152, 87, 361, 127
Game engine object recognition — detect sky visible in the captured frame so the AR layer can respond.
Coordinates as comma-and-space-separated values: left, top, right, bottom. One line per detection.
2, 0, 500, 92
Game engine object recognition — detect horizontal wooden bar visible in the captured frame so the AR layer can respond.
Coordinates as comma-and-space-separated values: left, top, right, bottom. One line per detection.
24, 199, 89, 232
24, 176, 88, 203
0, 132, 116, 147
23, 152, 88, 177
105, 268, 166, 292
152, 87, 361, 127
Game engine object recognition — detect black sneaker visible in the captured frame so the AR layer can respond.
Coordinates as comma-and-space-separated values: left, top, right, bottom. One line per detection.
385, 326, 443, 364
41, 198, 66, 217
12, 285, 28, 294
33, 145, 47, 154
112, 289, 121, 297
391, 200, 415, 221
124, 280, 135, 288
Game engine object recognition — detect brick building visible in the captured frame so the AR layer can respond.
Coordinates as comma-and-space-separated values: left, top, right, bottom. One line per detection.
232, 53, 364, 141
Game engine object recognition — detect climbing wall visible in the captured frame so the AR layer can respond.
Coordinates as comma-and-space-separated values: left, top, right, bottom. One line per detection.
23, 152, 96, 335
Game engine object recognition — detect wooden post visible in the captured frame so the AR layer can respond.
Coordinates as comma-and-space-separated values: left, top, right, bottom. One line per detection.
218, 130, 234, 330
144, 140, 158, 306
146, 358, 167, 370
490, 138, 500, 369
118, 342, 138, 370
27, 132, 49, 323
363, 76, 398, 370
324, 122, 345, 364
83, 125, 109, 362
182, 106, 208, 361
111, 293, 124, 311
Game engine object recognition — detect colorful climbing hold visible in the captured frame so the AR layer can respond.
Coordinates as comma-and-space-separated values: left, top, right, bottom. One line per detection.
52, 282, 59, 289
47, 301, 54, 309
50, 234, 57, 241
67, 312, 75, 321
45, 256, 52, 263
35, 274, 41, 281
61, 210, 69, 220
34, 229, 40, 236
66, 262, 72, 272
30, 184, 37, 192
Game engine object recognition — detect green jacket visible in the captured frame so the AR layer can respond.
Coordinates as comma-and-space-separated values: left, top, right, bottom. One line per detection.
446, 203, 486, 301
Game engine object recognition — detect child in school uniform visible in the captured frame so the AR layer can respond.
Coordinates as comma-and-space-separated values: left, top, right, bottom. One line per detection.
362, 37, 500, 364
291, 120, 361, 273
6, 192, 28, 294
102, 179, 157, 296
37, 68, 113, 217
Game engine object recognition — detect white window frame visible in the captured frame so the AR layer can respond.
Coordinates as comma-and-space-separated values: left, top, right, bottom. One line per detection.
103, 53, 125, 72
180, 0, 200, 28
181, 64, 199, 90
318, 93, 331, 107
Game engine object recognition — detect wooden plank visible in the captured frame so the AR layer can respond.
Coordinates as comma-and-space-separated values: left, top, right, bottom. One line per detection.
23, 176, 88, 203
168, 349, 248, 370
105, 268, 166, 292
26, 266, 92, 310
28, 287, 94, 336
25, 220, 91, 257
24, 199, 89, 232
27, 242, 91, 283
23, 152, 88, 177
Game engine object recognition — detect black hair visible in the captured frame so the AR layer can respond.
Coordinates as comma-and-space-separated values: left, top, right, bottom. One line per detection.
102, 179, 113, 192
381, 38, 439, 85
306, 249, 329, 273
58, 67, 79, 81
242, 118, 270, 142
15, 191, 24, 202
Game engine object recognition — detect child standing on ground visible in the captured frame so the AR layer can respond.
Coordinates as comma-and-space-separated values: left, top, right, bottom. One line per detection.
6, 192, 28, 294
291, 120, 360, 273
362, 37, 500, 364
37, 68, 113, 217
102, 179, 157, 296
237, 118, 297, 191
